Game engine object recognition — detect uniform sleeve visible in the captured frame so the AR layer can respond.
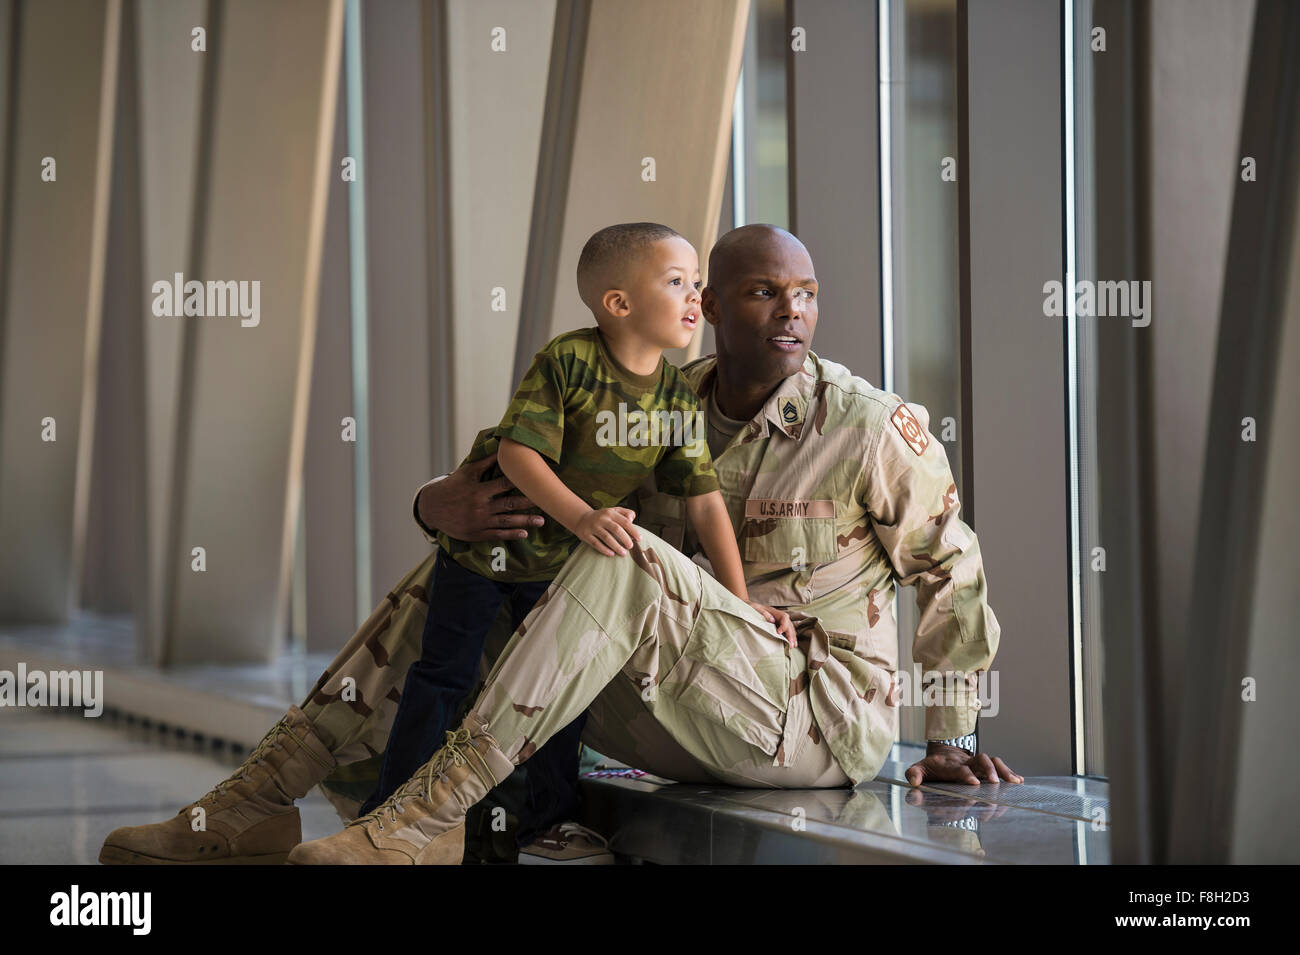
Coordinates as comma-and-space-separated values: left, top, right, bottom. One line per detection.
862, 399, 1001, 740
411, 474, 448, 545
651, 386, 720, 497
494, 348, 567, 464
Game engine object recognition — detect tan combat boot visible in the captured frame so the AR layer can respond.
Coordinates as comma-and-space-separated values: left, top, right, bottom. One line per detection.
99, 705, 336, 865
287, 713, 513, 865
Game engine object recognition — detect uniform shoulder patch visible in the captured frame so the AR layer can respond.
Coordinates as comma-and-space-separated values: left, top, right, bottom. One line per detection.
890, 402, 929, 456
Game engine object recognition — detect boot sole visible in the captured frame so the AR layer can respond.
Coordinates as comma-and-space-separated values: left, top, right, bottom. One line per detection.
98, 844, 292, 865
518, 853, 616, 865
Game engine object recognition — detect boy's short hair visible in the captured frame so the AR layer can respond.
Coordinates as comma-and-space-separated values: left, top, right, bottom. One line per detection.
577, 222, 683, 312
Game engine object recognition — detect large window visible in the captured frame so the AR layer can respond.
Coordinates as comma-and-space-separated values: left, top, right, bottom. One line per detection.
718, 0, 1102, 768
893, 0, 964, 745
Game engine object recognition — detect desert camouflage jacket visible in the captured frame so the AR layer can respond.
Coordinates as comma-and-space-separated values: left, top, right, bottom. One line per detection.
633, 351, 1001, 780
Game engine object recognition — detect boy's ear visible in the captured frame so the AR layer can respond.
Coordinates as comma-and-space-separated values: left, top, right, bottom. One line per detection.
602, 288, 632, 318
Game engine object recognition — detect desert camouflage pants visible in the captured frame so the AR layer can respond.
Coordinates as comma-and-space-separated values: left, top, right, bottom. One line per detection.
469, 528, 850, 789
300, 529, 849, 818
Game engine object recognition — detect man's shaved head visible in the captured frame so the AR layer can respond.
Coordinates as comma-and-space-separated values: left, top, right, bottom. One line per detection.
576, 222, 683, 312
706, 224, 809, 293
701, 224, 819, 418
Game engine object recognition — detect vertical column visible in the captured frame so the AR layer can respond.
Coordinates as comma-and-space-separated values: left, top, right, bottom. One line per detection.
1092, 0, 1163, 863
787, 0, 881, 385
135, 0, 210, 662
358, 0, 436, 606
1145, 0, 1255, 777
1170, 0, 1297, 863
0, 0, 13, 410
1230, 163, 1300, 864
892, 0, 961, 744
302, 45, 358, 650
82, 0, 145, 617
165, 0, 343, 663
960, 0, 1070, 773
517, 0, 748, 372
0, 0, 120, 621
444, 0, 555, 453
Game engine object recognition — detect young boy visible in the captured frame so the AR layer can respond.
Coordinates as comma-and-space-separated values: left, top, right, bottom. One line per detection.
362, 223, 793, 839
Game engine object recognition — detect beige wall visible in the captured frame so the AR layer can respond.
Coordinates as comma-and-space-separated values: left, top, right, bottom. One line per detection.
0, 0, 119, 621
166, 0, 343, 663
1147, 0, 1254, 771
962, 0, 1070, 773
133, 0, 208, 660
1232, 166, 1300, 862
302, 60, 358, 650
0, 0, 12, 384
446, 0, 555, 452
82, 0, 145, 618
542, 0, 748, 369
358, 0, 438, 609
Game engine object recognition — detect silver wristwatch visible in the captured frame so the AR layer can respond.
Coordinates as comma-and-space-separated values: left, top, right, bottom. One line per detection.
931, 732, 976, 755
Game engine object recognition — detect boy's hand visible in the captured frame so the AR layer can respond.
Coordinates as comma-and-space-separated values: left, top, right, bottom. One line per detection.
746, 601, 797, 647
574, 507, 641, 557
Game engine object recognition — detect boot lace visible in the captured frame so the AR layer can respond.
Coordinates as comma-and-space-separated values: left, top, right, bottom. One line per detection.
199, 715, 330, 804
350, 726, 498, 831
554, 822, 608, 847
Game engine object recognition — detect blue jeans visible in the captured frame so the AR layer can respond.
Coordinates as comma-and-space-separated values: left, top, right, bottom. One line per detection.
360, 549, 587, 844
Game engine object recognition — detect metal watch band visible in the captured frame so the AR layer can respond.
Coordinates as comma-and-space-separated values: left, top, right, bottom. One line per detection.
932, 732, 976, 754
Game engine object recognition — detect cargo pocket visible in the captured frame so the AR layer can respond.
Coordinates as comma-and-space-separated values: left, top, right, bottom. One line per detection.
657, 581, 792, 757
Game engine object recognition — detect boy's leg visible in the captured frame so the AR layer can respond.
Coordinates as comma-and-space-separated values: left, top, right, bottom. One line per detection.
361, 550, 513, 814
516, 711, 588, 845
579, 669, 716, 784
288, 530, 816, 865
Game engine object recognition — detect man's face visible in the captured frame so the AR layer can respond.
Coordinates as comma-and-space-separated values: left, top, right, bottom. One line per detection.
625, 236, 703, 351
703, 236, 819, 384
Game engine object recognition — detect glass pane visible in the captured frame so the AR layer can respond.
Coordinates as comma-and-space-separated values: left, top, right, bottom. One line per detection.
1070, 0, 1104, 775
700, 0, 789, 359
893, 0, 961, 745
744, 0, 790, 228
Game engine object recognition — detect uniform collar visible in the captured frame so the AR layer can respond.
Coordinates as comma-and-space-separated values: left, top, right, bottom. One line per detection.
688, 351, 822, 442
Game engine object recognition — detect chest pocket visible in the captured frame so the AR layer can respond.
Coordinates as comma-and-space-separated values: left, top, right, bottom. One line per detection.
740, 499, 839, 566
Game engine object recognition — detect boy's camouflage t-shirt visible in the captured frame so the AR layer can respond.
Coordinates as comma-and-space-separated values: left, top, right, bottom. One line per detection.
438, 327, 719, 581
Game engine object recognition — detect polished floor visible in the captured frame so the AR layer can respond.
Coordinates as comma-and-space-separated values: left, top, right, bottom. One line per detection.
0, 705, 1109, 865
0, 619, 1109, 864
586, 759, 1110, 864
0, 707, 343, 865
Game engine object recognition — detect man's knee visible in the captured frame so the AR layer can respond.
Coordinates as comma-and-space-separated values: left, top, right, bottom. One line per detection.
557, 525, 674, 580
545, 527, 687, 633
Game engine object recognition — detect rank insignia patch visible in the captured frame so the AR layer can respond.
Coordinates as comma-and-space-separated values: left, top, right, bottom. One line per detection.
781, 399, 799, 423
890, 402, 929, 456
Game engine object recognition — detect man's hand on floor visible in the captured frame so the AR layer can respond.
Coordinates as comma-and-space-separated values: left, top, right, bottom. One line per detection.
905, 743, 1024, 787
418, 452, 545, 542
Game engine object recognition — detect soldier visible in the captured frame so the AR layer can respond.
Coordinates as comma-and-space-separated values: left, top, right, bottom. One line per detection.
100, 224, 1020, 867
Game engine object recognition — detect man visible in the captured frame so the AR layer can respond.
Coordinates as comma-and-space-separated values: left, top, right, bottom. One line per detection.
100, 225, 1019, 867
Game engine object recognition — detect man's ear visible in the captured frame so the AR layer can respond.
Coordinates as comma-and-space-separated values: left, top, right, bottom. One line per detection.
602, 288, 632, 318
701, 287, 721, 327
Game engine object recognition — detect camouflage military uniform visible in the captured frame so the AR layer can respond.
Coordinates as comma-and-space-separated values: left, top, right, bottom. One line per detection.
303, 350, 1000, 804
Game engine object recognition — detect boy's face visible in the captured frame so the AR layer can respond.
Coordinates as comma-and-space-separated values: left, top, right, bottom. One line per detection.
621, 235, 703, 350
